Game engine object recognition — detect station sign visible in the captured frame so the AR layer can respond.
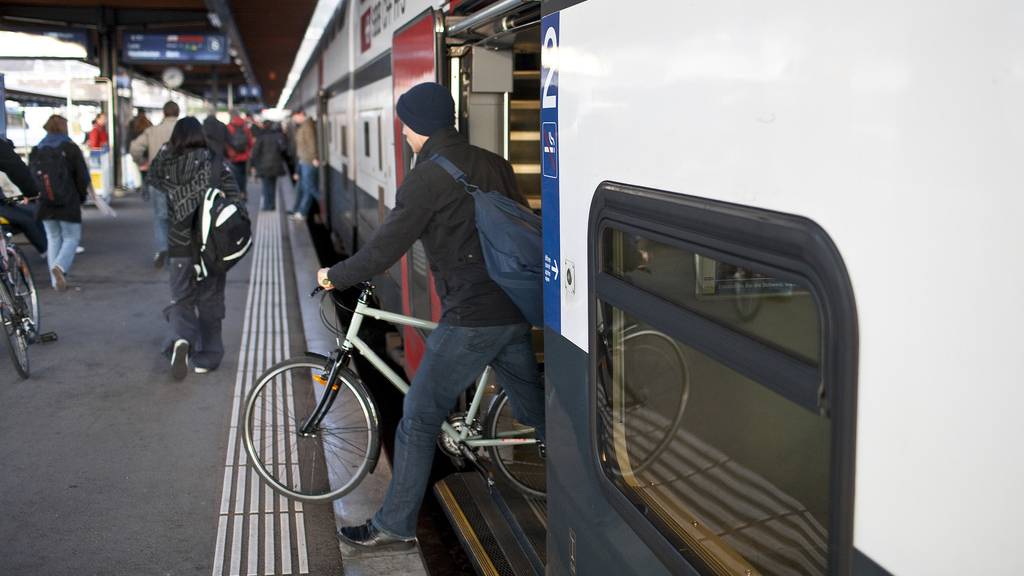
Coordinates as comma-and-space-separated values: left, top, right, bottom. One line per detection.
122, 33, 228, 64
237, 85, 261, 99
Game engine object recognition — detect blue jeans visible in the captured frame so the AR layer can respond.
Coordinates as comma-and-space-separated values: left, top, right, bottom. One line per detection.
291, 162, 319, 215
373, 322, 545, 539
261, 177, 277, 210
41, 219, 81, 286
151, 184, 169, 252
229, 162, 248, 197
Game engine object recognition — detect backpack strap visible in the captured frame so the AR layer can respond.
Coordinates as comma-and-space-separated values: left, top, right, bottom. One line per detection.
430, 154, 480, 194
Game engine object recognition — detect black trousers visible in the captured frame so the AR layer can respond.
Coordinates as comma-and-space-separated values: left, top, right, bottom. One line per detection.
0, 204, 47, 254
164, 257, 227, 370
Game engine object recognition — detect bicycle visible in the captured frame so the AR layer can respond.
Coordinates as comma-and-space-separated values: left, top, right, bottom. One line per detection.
242, 282, 546, 502
0, 196, 53, 378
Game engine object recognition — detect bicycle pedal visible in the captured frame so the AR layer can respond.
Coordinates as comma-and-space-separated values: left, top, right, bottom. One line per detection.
38, 331, 58, 343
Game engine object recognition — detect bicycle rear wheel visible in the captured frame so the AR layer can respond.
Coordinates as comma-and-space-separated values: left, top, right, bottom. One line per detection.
484, 390, 546, 498
243, 355, 381, 501
0, 279, 29, 378
9, 246, 38, 333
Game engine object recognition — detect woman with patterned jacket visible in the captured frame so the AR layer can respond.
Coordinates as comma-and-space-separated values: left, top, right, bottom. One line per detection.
148, 117, 243, 380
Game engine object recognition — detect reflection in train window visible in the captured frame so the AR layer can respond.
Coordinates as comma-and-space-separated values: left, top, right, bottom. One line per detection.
602, 228, 820, 364
409, 240, 431, 320
597, 229, 829, 576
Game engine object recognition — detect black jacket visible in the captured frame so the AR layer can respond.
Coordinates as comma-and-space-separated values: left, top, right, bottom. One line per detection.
203, 116, 229, 161
33, 141, 89, 223
0, 138, 38, 199
148, 147, 241, 257
327, 128, 527, 326
249, 130, 288, 178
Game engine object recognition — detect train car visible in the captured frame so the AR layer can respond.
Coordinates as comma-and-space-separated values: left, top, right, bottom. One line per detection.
288, 0, 1024, 574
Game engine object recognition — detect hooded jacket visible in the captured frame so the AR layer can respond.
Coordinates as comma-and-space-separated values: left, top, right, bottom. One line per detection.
326, 128, 527, 326
148, 147, 241, 258
249, 129, 288, 178
32, 133, 89, 223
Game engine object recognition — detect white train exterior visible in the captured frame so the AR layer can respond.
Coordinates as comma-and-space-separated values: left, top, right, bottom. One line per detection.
287, 1, 1024, 574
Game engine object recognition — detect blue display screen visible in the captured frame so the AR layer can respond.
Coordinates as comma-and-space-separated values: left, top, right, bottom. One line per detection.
123, 33, 228, 63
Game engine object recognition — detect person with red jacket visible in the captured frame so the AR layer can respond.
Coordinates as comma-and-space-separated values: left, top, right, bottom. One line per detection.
225, 111, 254, 198
86, 112, 109, 167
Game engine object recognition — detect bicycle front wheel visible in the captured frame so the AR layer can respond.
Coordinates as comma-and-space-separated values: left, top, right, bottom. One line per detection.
485, 390, 546, 499
0, 279, 29, 378
243, 355, 381, 502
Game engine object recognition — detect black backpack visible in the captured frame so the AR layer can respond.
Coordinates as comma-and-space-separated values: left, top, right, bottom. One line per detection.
28, 146, 76, 207
194, 185, 252, 279
227, 125, 249, 154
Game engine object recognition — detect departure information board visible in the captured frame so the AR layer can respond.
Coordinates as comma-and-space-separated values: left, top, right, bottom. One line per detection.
123, 33, 228, 64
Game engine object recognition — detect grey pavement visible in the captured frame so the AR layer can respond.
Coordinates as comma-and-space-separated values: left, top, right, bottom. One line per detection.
0, 191, 341, 575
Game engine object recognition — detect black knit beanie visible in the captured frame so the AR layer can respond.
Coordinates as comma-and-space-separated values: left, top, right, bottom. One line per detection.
396, 82, 455, 137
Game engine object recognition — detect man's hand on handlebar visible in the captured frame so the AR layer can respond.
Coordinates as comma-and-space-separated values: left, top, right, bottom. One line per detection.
317, 267, 334, 291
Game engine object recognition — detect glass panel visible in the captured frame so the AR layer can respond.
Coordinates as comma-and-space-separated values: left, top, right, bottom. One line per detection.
602, 228, 819, 364
596, 304, 830, 576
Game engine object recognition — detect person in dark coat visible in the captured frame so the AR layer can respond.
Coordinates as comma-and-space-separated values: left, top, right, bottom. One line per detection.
202, 109, 229, 167
148, 117, 242, 379
32, 115, 90, 291
248, 122, 288, 211
320, 82, 545, 549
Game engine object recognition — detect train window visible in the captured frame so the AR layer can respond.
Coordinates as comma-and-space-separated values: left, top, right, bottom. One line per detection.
596, 300, 829, 576
602, 229, 820, 363
590, 183, 856, 576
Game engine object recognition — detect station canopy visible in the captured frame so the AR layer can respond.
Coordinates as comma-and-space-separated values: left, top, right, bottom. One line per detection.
0, 0, 318, 106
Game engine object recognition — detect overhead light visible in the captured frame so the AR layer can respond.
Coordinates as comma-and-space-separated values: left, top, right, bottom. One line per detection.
207, 11, 222, 29
234, 58, 242, 66
229, 47, 238, 58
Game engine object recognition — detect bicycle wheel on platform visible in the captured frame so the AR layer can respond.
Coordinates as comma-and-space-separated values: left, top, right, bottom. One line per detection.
242, 354, 381, 502
9, 246, 38, 333
0, 279, 29, 378
484, 389, 546, 499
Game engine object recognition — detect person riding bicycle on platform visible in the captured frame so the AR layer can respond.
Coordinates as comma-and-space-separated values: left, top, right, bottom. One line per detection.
317, 82, 546, 550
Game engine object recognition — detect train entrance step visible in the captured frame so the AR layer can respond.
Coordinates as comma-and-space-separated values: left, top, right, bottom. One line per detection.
434, 472, 547, 576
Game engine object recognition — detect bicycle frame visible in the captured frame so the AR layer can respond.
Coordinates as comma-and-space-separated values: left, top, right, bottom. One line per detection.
305, 286, 536, 449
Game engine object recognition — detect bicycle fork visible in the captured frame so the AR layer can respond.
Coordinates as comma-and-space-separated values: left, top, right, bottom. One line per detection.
298, 348, 350, 436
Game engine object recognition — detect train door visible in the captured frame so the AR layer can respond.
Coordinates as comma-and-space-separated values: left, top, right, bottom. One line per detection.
391, 8, 444, 374
426, 5, 549, 576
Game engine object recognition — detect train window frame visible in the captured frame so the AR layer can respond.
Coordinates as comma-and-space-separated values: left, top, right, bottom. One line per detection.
587, 182, 858, 576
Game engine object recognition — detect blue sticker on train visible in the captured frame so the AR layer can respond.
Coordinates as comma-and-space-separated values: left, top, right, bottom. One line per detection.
541, 13, 560, 332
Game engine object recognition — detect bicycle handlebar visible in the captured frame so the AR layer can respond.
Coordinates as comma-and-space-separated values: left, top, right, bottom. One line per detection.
310, 280, 375, 299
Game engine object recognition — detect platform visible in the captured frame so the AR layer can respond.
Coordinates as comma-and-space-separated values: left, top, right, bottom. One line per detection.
0, 178, 430, 575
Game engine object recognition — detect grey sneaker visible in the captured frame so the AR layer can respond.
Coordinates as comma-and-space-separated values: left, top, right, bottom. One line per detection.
337, 520, 415, 551
171, 339, 189, 380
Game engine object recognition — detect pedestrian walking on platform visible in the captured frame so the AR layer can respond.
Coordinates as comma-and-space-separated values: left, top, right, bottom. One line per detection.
249, 122, 288, 211
225, 110, 254, 199
128, 108, 152, 143
321, 83, 545, 549
202, 108, 229, 168
29, 115, 90, 291
288, 110, 320, 221
131, 101, 180, 269
147, 117, 242, 379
